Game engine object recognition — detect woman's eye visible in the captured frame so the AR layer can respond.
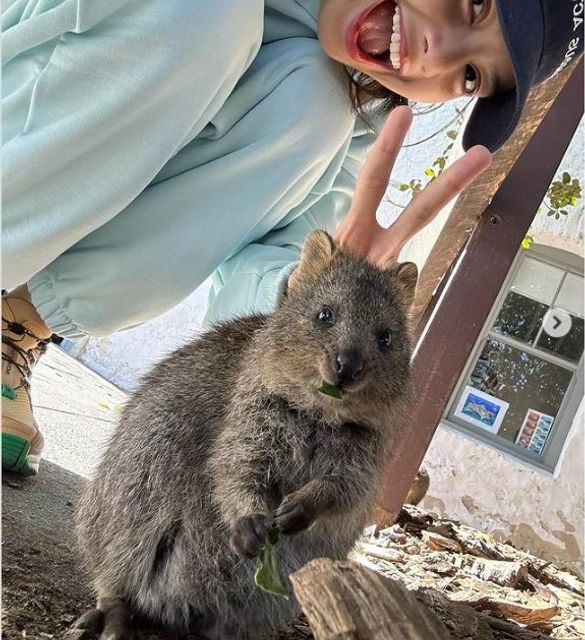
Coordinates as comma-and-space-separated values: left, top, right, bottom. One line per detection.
317, 306, 335, 326
378, 330, 393, 351
464, 65, 479, 94
471, 0, 486, 21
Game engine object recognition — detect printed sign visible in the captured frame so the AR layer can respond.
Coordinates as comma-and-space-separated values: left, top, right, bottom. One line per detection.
516, 409, 555, 456
453, 386, 509, 435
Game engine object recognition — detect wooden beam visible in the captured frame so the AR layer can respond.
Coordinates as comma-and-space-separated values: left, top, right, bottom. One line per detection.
411, 58, 584, 327
376, 58, 584, 524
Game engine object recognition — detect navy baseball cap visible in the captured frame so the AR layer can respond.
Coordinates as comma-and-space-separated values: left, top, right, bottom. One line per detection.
463, 0, 584, 152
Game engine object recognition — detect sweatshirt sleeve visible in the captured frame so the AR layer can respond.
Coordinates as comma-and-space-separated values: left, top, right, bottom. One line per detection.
203, 123, 374, 327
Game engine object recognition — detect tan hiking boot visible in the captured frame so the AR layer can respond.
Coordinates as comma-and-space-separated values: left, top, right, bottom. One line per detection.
2, 290, 52, 475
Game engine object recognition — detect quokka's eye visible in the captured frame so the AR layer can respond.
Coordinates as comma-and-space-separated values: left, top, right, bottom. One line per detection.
317, 306, 335, 326
378, 330, 393, 350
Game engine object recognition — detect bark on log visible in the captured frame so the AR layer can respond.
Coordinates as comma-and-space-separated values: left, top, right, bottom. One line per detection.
290, 559, 451, 640
291, 559, 554, 640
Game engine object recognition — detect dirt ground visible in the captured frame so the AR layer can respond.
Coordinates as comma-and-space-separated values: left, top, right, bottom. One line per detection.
1, 462, 312, 640
2, 463, 174, 640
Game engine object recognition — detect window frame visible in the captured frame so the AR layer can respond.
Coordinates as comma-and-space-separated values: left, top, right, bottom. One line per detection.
442, 244, 584, 475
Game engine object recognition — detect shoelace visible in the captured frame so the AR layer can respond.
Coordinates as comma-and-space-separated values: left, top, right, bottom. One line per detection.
2, 321, 50, 395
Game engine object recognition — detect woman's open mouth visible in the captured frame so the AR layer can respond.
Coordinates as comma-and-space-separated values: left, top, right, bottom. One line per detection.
347, 0, 405, 73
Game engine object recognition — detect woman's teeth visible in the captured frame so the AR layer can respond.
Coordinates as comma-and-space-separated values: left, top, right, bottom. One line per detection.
356, 2, 402, 71
390, 5, 401, 70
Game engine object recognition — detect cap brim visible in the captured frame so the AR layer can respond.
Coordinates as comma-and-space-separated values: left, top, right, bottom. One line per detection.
462, 0, 544, 152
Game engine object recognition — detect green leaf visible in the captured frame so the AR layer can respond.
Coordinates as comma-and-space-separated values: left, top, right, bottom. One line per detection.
254, 526, 289, 599
555, 213, 560, 220
424, 168, 436, 179
447, 130, 457, 140
562, 172, 571, 184
398, 183, 410, 192
315, 382, 343, 400
433, 157, 447, 172
560, 210, 568, 216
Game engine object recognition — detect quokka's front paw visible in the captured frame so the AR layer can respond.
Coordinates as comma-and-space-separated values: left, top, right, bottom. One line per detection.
275, 493, 316, 535
230, 513, 273, 560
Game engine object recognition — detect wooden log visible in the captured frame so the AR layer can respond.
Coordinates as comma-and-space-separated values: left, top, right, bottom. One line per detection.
290, 559, 451, 640
291, 559, 556, 640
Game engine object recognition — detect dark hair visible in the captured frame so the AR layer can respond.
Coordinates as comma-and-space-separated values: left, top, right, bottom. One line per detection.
346, 68, 408, 127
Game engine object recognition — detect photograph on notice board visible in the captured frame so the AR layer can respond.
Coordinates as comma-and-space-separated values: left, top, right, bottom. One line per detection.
453, 386, 510, 435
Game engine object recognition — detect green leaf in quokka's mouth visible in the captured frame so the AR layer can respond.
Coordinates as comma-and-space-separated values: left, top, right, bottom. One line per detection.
315, 381, 343, 400
254, 526, 289, 599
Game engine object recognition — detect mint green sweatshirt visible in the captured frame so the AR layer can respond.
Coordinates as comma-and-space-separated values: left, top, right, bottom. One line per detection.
2, 0, 374, 338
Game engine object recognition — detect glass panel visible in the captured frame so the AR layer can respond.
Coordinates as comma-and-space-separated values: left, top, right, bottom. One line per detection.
511, 257, 564, 305
556, 273, 584, 318
452, 338, 574, 455
537, 314, 584, 363
492, 292, 548, 344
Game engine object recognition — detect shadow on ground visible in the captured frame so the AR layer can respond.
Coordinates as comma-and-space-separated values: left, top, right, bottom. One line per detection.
2, 462, 312, 640
2, 461, 207, 640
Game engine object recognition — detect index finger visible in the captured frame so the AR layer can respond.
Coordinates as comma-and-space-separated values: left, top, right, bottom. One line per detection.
347, 105, 413, 222
385, 145, 492, 249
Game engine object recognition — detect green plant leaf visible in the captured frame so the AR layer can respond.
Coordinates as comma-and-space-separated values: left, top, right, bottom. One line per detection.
424, 168, 436, 179
315, 382, 343, 400
433, 156, 447, 172
254, 526, 289, 599
562, 172, 571, 184
447, 130, 458, 140
398, 183, 410, 192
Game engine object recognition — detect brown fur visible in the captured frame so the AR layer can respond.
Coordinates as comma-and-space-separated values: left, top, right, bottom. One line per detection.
74, 230, 417, 640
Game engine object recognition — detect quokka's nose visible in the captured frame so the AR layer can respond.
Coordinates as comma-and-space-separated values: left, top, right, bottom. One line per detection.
333, 351, 364, 385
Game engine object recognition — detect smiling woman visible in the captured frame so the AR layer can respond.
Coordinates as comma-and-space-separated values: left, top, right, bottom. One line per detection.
317, 0, 516, 103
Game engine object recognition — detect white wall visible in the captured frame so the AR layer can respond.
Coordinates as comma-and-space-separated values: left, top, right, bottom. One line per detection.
422, 401, 584, 578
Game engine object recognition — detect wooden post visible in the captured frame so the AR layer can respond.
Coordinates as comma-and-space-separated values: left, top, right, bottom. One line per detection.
376, 58, 584, 525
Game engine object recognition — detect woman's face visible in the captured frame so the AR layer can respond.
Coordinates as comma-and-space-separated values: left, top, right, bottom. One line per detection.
318, 0, 515, 102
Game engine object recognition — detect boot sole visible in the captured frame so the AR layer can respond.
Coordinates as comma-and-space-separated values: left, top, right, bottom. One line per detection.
2, 433, 40, 476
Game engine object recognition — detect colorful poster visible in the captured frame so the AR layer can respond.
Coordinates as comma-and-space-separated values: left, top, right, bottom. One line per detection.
516, 409, 555, 455
453, 386, 510, 434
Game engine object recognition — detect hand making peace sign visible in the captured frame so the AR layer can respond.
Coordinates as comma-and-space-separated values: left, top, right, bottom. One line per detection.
335, 106, 493, 266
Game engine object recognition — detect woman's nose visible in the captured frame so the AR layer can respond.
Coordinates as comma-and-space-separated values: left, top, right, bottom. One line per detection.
421, 23, 470, 73
420, 20, 481, 75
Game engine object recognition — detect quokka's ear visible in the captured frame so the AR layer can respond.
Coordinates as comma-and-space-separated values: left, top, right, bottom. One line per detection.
290, 230, 336, 289
388, 261, 418, 309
